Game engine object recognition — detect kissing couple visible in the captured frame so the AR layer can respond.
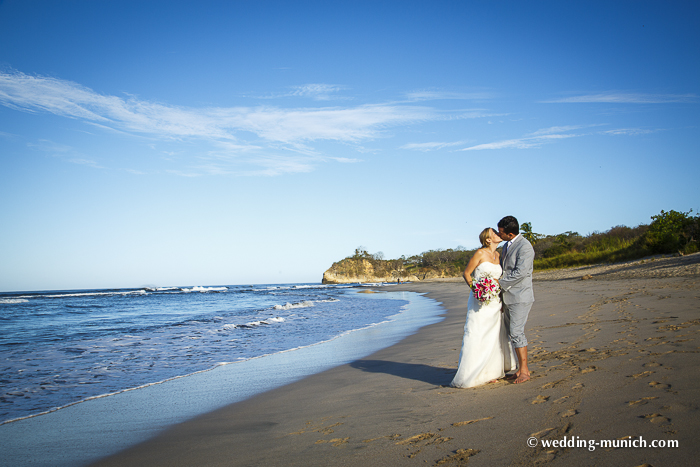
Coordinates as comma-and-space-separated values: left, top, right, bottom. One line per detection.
450, 215, 535, 388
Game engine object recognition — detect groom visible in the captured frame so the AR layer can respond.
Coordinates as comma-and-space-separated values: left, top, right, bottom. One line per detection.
497, 216, 535, 384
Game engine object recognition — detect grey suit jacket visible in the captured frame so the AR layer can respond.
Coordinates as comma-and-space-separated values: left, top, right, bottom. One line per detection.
500, 234, 535, 304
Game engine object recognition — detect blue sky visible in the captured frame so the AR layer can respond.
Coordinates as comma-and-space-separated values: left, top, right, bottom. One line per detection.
1, 0, 698, 292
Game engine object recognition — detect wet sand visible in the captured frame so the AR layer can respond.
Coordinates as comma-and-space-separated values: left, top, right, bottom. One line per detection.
93, 256, 700, 466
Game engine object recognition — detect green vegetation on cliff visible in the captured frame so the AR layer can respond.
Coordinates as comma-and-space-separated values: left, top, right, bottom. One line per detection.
324, 209, 700, 282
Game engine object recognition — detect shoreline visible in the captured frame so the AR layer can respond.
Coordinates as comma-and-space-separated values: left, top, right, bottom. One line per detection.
0, 289, 413, 428
91, 258, 699, 466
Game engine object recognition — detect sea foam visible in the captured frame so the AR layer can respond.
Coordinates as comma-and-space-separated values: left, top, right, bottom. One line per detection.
180, 286, 228, 293
273, 300, 315, 310
0, 298, 29, 304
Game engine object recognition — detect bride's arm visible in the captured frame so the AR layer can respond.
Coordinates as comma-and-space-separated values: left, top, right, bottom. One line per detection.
463, 251, 483, 288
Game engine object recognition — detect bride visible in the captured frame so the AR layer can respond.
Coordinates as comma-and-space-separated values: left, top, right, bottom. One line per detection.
451, 227, 515, 388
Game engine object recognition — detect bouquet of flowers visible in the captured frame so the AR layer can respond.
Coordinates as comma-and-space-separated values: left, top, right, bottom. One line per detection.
471, 274, 501, 305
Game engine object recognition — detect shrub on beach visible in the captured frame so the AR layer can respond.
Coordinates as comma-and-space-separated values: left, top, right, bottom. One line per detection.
533, 209, 699, 270
639, 209, 699, 255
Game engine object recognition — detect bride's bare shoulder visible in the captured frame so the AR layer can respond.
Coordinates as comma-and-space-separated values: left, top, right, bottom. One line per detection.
472, 248, 487, 259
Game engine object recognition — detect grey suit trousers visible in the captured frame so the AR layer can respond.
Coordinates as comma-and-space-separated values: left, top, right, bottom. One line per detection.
503, 301, 533, 348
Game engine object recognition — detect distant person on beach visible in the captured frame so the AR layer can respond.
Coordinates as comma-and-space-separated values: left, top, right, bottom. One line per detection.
497, 215, 535, 384
451, 227, 515, 388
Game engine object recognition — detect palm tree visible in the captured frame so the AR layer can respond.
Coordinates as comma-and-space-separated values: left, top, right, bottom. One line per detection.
521, 222, 542, 245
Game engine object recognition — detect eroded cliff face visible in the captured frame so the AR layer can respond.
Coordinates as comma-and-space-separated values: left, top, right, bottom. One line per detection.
321, 258, 459, 284
321, 258, 391, 284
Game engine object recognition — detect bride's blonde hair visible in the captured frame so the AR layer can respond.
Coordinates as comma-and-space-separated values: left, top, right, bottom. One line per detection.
479, 227, 494, 247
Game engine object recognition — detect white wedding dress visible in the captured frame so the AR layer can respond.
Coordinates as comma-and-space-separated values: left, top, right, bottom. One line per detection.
451, 262, 515, 388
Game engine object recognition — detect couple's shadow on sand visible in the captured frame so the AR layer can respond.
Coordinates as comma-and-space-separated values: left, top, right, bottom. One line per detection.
349, 360, 455, 386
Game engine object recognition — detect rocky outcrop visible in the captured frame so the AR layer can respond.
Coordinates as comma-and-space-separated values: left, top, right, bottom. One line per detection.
321, 257, 461, 284
322, 258, 399, 284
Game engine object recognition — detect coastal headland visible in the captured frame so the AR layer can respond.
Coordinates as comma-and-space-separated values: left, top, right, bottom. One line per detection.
93, 254, 699, 466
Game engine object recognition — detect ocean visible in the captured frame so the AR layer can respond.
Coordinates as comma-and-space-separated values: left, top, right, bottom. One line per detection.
0, 283, 417, 425
0, 283, 445, 466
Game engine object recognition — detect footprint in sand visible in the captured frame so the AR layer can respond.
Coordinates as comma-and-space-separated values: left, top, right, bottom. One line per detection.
658, 324, 684, 332
534, 450, 558, 463
395, 433, 453, 459
628, 371, 655, 379
396, 433, 435, 445
531, 395, 549, 404
649, 381, 671, 389
581, 366, 597, 374
290, 419, 345, 436
640, 413, 671, 424
315, 437, 349, 447
317, 422, 343, 434
541, 379, 566, 389
628, 397, 659, 406
435, 448, 479, 465
571, 383, 584, 389
553, 396, 570, 404
452, 416, 493, 427
362, 434, 401, 443
561, 409, 578, 418
530, 427, 556, 438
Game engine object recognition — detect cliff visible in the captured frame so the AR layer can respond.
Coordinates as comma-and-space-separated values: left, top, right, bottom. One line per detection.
321, 257, 460, 284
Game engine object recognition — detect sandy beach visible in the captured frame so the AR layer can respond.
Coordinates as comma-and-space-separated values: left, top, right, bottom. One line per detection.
93, 254, 700, 466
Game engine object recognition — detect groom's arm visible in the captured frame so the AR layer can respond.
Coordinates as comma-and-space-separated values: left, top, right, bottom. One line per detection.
499, 244, 535, 291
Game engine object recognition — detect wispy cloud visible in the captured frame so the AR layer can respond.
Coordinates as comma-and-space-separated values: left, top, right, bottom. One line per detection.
216, 104, 435, 144
461, 128, 581, 151
181, 154, 320, 177
27, 139, 108, 169
0, 72, 436, 145
330, 156, 362, 163
401, 141, 467, 151
543, 92, 699, 104
67, 158, 104, 169
528, 124, 601, 136
124, 168, 146, 175
0, 71, 463, 175
166, 169, 202, 178
27, 139, 74, 154
288, 84, 349, 101
255, 83, 350, 101
460, 122, 659, 151
600, 128, 658, 136
406, 90, 495, 101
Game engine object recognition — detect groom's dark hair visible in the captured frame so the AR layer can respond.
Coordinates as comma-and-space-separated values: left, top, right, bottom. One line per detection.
498, 216, 519, 235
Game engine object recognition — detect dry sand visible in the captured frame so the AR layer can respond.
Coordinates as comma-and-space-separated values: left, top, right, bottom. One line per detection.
93, 255, 700, 466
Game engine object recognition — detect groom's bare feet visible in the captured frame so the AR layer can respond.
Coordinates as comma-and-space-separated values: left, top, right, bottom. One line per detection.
513, 372, 530, 384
